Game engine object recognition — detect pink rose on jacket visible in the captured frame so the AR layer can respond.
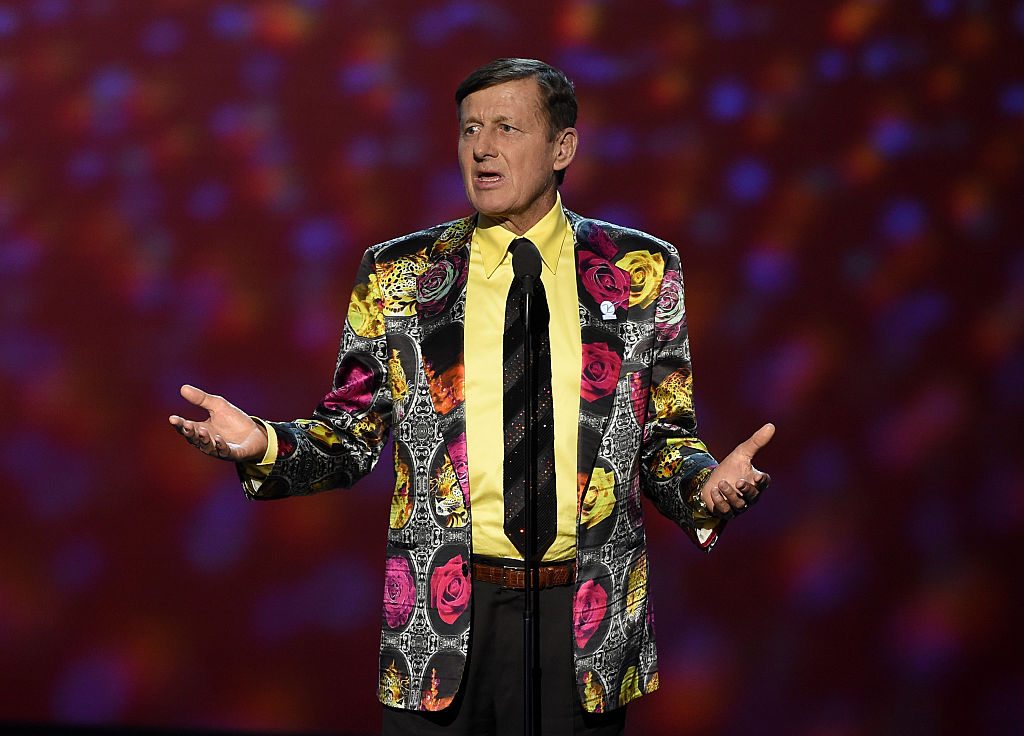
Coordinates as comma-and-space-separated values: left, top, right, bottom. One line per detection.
430, 554, 470, 625
323, 358, 374, 413
579, 251, 630, 309
581, 342, 622, 403
654, 270, 685, 342
383, 556, 416, 629
574, 579, 608, 649
417, 255, 466, 319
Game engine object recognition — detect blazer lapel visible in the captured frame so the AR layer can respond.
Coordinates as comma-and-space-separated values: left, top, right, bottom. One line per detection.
568, 212, 630, 496
417, 216, 475, 501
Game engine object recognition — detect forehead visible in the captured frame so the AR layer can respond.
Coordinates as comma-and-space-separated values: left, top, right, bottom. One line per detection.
458, 78, 545, 122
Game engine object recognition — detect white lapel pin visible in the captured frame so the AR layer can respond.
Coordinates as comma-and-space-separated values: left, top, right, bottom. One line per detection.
600, 300, 617, 320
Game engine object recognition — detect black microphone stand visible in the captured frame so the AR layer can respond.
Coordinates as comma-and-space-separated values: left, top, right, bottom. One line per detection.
513, 242, 542, 736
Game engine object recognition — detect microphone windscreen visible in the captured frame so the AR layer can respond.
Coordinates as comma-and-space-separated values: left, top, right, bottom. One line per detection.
511, 238, 542, 280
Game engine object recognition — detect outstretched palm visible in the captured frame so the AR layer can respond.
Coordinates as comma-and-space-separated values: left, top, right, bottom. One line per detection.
168, 385, 268, 462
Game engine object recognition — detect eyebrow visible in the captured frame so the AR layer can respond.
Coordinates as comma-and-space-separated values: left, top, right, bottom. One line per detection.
461, 113, 516, 126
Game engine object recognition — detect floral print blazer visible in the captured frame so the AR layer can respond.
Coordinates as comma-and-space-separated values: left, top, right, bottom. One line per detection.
240, 209, 722, 714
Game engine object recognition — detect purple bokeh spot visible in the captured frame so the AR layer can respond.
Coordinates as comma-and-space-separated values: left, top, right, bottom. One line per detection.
710, 4, 744, 38
872, 116, 916, 157
880, 198, 927, 242
817, 48, 847, 80
875, 290, 949, 355
744, 248, 794, 294
414, 2, 502, 46
209, 4, 252, 40
1000, 84, 1024, 117
0, 235, 44, 275
53, 652, 130, 723
242, 52, 282, 93
3, 433, 94, 520
184, 483, 253, 574
726, 158, 771, 202
707, 78, 749, 120
0, 329, 60, 380
559, 50, 627, 84
347, 135, 384, 169
210, 103, 245, 140
31, 0, 71, 24
66, 149, 106, 186
792, 546, 864, 612
862, 39, 899, 77
0, 6, 20, 37
597, 128, 635, 161
187, 180, 228, 220
924, 0, 955, 18
90, 67, 135, 104
291, 217, 344, 260
340, 61, 389, 94
799, 440, 849, 493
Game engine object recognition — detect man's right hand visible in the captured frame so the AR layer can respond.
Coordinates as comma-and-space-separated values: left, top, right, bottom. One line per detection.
168, 385, 269, 462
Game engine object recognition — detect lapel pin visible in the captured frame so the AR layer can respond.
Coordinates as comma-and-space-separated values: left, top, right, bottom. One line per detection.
600, 300, 617, 320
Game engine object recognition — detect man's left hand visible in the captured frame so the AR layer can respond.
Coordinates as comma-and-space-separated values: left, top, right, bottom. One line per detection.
700, 423, 775, 518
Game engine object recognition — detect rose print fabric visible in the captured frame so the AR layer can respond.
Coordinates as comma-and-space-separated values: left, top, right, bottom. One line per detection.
237, 210, 720, 713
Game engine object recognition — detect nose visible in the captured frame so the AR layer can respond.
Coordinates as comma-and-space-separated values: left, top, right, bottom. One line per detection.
473, 127, 497, 161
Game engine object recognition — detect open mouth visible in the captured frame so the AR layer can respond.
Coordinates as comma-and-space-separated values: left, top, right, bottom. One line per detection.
475, 171, 503, 183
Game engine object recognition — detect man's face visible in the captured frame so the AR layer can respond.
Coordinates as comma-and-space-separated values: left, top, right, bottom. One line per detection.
457, 78, 575, 233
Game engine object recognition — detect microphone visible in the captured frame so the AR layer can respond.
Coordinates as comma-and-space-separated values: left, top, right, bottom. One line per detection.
511, 238, 542, 293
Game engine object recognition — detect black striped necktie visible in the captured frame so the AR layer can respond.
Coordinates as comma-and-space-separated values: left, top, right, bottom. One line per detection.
502, 237, 557, 558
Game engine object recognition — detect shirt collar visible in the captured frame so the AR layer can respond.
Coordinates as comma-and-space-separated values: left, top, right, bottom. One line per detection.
475, 193, 569, 278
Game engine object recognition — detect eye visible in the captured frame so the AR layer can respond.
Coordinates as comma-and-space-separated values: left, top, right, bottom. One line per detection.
463, 124, 479, 136
500, 123, 514, 132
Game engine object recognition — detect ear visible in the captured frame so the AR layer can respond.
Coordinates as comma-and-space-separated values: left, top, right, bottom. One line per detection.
553, 127, 578, 173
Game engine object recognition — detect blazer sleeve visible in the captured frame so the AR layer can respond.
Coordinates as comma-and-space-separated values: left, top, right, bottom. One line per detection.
237, 247, 393, 499
638, 245, 724, 550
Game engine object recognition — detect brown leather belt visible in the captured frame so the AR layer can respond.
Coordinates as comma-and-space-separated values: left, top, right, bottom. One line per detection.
471, 557, 576, 590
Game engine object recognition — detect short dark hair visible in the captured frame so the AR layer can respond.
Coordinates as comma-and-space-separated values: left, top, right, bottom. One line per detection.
456, 58, 577, 184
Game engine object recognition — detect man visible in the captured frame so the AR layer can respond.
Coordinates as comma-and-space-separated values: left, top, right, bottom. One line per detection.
170, 58, 773, 735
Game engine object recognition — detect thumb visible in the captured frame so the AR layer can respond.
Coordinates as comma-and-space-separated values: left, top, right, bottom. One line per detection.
738, 422, 775, 457
180, 384, 215, 409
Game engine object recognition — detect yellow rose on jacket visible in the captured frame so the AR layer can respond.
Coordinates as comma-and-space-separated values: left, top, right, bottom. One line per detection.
580, 467, 616, 528
616, 251, 664, 309
618, 666, 643, 706
347, 272, 385, 338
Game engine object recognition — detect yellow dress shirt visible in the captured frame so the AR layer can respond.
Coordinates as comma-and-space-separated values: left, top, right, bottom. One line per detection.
248, 197, 583, 561
464, 195, 581, 561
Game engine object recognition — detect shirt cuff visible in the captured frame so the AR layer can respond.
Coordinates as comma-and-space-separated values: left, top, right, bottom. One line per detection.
238, 417, 278, 495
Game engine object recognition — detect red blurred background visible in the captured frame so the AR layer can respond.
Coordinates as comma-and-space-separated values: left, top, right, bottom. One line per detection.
1, 1, 1022, 734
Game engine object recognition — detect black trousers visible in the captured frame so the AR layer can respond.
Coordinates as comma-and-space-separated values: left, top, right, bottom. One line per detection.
382, 579, 626, 736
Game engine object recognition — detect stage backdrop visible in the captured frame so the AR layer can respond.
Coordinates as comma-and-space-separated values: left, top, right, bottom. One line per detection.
2, 1, 1021, 734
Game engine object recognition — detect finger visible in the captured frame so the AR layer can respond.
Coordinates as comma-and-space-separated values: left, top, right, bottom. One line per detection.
735, 479, 758, 504
736, 422, 776, 458
180, 384, 221, 411
196, 426, 214, 449
714, 482, 741, 514
213, 434, 228, 459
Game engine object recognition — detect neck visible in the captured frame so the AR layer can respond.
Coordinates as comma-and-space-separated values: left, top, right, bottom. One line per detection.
484, 190, 559, 237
